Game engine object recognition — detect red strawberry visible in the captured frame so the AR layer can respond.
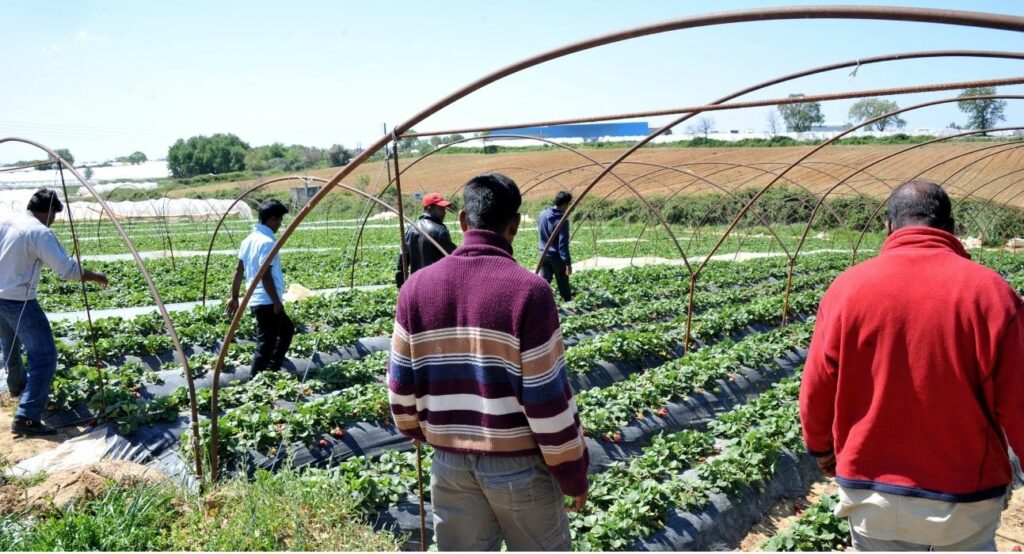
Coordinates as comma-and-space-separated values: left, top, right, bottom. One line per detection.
612, 433, 622, 443
793, 503, 804, 516
657, 407, 669, 417
318, 439, 328, 448
331, 428, 346, 438
603, 434, 612, 442
728, 376, 736, 383
1012, 546, 1021, 552
133, 392, 142, 399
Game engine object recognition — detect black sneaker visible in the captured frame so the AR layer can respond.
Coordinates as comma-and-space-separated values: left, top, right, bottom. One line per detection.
11, 417, 57, 437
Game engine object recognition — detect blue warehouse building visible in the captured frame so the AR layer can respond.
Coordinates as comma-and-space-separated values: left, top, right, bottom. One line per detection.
498, 121, 649, 139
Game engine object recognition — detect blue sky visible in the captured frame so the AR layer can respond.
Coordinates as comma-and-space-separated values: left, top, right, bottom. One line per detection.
1, 0, 1022, 163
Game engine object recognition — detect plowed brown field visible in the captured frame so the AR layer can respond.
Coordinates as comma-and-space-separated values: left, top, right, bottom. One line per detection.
177, 143, 1024, 206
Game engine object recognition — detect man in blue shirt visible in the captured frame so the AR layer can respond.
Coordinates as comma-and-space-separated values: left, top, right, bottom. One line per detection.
537, 191, 573, 302
227, 200, 293, 376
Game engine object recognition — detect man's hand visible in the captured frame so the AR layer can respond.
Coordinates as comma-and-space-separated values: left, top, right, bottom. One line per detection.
273, 300, 284, 315
566, 492, 588, 512
816, 452, 837, 477
88, 271, 109, 289
226, 298, 239, 317
565, 265, 573, 277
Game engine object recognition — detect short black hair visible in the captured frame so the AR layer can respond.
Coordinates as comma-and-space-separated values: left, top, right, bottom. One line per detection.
462, 172, 522, 233
27, 188, 63, 214
554, 190, 572, 207
887, 179, 953, 231
259, 199, 289, 224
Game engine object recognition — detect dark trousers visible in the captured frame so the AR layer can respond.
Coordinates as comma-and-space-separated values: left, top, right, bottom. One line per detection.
250, 304, 294, 375
540, 255, 572, 302
0, 299, 57, 421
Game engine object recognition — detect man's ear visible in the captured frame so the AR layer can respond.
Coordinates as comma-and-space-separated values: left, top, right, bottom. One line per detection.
885, 220, 893, 236
459, 210, 468, 233
508, 213, 521, 239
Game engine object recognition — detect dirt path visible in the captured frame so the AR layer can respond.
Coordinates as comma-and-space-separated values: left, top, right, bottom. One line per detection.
0, 394, 88, 466
998, 487, 1024, 551
735, 478, 835, 551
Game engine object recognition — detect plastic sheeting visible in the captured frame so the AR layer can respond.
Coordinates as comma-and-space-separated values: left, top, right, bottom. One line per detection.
0, 188, 252, 221
585, 348, 807, 471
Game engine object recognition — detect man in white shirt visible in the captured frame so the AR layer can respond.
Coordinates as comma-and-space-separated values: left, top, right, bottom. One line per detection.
227, 199, 293, 376
1, 189, 108, 436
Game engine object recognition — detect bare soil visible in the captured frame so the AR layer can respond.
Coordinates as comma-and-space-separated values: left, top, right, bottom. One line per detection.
172, 144, 1024, 205
736, 478, 836, 551
0, 459, 162, 514
997, 487, 1024, 551
0, 394, 88, 466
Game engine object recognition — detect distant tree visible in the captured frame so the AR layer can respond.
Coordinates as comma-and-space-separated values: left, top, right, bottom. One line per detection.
765, 110, 782, 138
848, 98, 906, 131
167, 133, 250, 177
124, 151, 148, 165
958, 87, 1007, 135
327, 144, 352, 166
948, 121, 963, 130
777, 94, 825, 133
686, 116, 715, 138
37, 148, 74, 171
83, 167, 94, 180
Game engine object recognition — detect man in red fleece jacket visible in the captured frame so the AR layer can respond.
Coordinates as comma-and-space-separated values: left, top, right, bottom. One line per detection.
800, 179, 1024, 551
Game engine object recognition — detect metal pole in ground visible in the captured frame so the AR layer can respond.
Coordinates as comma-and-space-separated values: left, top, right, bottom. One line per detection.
416, 440, 426, 551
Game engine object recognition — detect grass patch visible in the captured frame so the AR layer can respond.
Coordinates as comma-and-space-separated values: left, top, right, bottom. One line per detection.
2, 483, 177, 551
170, 468, 400, 551
2, 469, 400, 551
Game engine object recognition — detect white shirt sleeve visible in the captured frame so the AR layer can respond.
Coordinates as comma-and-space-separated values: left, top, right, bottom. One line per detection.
33, 229, 83, 281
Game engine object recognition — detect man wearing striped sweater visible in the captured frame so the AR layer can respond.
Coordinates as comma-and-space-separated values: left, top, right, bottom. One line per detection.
388, 172, 589, 551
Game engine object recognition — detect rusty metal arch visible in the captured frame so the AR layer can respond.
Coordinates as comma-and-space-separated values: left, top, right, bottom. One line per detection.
348, 133, 693, 276
0, 136, 206, 485
846, 139, 1024, 263
205, 180, 465, 474
614, 160, 889, 259
786, 127, 1024, 322
198, 175, 450, 306
209, 7, 1024, 479
812, 131, 1024, 261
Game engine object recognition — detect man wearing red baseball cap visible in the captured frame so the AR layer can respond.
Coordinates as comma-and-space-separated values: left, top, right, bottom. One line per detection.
396, 192, 458, 287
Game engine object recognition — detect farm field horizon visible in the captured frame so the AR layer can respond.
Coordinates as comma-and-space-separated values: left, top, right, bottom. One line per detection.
4, 2, 1024, 551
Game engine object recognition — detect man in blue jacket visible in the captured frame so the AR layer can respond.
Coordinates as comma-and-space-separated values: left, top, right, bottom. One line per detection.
537, 191, 573, 301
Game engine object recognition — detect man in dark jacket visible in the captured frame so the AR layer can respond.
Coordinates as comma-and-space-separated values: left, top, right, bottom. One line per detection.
800, 180, 1024, 551
395, 192, 458, 288
537, 191, 573, 301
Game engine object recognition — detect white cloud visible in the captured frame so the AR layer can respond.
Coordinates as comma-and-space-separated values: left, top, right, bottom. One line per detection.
76, 30, 108, 42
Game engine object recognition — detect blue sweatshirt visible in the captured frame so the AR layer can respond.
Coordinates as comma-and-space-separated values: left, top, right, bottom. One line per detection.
538, 206, 571, 267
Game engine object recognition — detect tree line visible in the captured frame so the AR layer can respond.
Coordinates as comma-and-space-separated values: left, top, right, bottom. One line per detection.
166, 134, 356, 178
688, 86, 1009, 137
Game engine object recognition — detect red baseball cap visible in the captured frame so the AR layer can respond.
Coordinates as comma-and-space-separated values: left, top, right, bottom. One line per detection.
422, 192, 453, 209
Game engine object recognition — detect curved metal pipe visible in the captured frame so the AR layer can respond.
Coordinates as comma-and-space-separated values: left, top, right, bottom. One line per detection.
209, 6, 1024, 479
0, 136, 205, 487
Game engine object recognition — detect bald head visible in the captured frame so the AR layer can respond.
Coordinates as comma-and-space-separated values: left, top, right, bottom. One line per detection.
886, 179, 954, 234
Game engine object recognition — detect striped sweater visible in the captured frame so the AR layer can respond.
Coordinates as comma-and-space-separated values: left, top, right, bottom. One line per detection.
388, 229, 589, 496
